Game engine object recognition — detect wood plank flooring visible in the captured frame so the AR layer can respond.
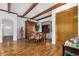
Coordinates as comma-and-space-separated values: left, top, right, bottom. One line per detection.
0, 39, 63, 56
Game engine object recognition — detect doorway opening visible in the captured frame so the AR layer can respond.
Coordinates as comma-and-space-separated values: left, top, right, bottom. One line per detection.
2, 19, 13, 44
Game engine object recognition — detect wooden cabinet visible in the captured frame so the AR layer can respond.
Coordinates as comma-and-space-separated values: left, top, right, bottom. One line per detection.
56, 6, 78, 45
56, 11, 65, 43
25, 20, 36, 39
73, 7, 78, 36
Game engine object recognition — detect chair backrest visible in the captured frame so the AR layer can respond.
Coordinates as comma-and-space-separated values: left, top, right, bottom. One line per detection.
38, 32, 45, 40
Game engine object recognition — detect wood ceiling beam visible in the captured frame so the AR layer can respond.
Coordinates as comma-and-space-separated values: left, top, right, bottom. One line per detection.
31, 3, 65, 19
21, 3, 38, 17
36, 14, 52, 21
8, 3, 11, 13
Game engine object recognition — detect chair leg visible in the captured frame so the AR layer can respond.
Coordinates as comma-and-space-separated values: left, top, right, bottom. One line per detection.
35, 39, 37, 43
36, 40, 39, 43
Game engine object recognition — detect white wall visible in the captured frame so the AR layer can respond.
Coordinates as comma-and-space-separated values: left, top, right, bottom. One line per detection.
17, 17, 27, 39
52, 3, 79, 44
0, 12, 2, 42
0, 11, 17, 42
0, 11, 29, 42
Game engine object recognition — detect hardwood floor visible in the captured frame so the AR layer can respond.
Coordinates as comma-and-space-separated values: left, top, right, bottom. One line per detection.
0, 39, 63, 56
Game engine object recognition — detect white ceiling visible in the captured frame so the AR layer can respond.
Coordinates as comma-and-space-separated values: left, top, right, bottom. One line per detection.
0, 3, 7, 10
34, 11, 52, 19
0, 3, 56, 20
25, 3, 55, 18
38, 17, 52, 22
10, 3, 32, 15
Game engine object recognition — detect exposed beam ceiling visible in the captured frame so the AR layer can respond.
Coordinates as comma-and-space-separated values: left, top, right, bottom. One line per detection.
31, 3, 65, 19
0, 8, 32, 20
36, 14, 52, 21
8, 3, 11, 13
21, 3, 38, 17
0, 3, 66, 21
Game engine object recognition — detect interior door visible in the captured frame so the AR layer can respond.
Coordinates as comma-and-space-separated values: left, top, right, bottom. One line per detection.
42, 25, 50, 33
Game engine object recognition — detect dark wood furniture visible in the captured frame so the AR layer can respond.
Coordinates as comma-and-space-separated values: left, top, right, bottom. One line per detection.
25, 20, 36, 39
63, 46, 79, 55
28, 32, 46, 43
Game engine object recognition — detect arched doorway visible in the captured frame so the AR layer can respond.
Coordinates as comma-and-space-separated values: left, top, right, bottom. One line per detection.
2, 19, 13, 44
